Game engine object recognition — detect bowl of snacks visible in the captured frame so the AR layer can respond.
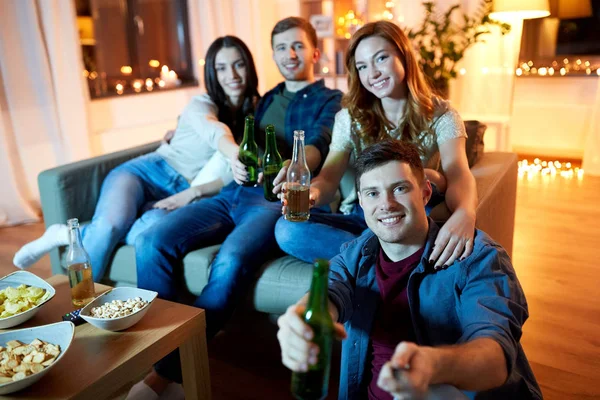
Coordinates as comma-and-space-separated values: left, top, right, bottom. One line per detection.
80, 287, 157, 332
0, 271, 55, 329
0, 321, 74, 394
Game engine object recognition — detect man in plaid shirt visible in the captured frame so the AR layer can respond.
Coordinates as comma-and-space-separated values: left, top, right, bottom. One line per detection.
127, 17, 342, 400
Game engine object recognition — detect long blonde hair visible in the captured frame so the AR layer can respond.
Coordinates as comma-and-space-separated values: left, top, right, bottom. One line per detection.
343, 21, 435, 151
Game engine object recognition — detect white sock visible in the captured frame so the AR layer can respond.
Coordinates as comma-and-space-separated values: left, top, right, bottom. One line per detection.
13, 224, 69, 269
125, 381, 159, 400
159, 382, 185, 400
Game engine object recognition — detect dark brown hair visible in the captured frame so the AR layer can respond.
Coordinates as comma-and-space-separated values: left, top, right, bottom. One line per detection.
343, 21, 435, 153
204, 36, 260, 139
355, 139, 425, 189
271, 17, 318, 48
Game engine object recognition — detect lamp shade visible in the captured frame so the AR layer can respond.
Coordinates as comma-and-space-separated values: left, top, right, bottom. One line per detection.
490, 0, 551, 20
549, 0, 592, 19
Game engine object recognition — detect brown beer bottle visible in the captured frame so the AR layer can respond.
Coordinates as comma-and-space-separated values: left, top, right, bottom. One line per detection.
291, 259, 334, 400
285, 130, 311, 222
65, 218, 95, 307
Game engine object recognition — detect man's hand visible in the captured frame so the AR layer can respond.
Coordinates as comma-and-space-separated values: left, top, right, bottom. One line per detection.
277, 304, 346, 372
429, 208, 475, 270
271, 160, 291, 197
377, 342, 438, 400
153, 188, 197, 211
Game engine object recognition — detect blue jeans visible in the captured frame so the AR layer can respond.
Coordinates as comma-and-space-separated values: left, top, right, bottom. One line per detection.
81, 152, 188, 281
275, 185, 446, 263
275, 204, 368, 263
134, 182, 283, 382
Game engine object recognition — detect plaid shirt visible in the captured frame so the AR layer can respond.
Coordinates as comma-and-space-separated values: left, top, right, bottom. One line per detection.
254, 79, 342, 170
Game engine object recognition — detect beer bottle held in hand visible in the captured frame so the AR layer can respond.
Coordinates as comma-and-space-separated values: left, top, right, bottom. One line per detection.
238, 115, 259, 186
66, 218, 95, 307
263, 124, 283, 201
285, 130, 311, 221
291, 259, 334, 400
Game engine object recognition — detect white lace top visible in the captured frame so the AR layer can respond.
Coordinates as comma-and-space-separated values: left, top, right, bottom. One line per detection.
330, 99, 467, 214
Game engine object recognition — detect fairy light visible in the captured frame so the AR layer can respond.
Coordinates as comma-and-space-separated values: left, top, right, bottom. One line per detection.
115, 83, 124, 95
459, 68, 467, 75
336, 10, 363, 39
322, 66, 329, 74
120, 66, 132, 75
198, 59, 205, 66
148, 60, 160, 68
518, 158, 584, 181
518, 59, 600, 77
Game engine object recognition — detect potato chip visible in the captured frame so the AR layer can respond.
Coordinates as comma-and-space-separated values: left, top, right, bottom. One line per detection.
0, 285, 48, 319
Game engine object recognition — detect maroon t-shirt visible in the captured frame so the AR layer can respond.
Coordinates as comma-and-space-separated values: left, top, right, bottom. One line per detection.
367, 246, 425, 400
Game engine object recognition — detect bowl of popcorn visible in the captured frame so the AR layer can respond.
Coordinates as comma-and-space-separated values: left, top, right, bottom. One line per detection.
0, 271, 55, 329
0, 321, 74, 394
80, 287, 157, 332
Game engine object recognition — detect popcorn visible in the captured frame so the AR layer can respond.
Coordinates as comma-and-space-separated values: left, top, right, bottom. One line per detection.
90, 297, 148, 319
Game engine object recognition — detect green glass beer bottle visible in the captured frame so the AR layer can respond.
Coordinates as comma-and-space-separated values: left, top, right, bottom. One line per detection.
291, 259, 334, 400
238, 115, 259, 186
263, 124, 283, 201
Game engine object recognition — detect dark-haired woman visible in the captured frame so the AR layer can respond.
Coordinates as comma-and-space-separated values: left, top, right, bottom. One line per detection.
13, 36, 261, 281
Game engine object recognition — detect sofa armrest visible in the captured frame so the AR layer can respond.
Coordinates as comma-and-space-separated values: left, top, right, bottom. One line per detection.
428, 152, 518, 257
38, 141, 160, 274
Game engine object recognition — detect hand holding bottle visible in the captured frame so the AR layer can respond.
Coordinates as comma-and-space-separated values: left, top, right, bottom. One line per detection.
277, 303, 346, 373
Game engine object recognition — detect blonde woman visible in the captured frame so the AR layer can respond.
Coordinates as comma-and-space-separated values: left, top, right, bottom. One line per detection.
275, 20, 477, 269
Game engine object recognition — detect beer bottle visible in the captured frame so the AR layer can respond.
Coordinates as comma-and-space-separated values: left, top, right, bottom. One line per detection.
238, 115, 259, 186
285, 130, 311, 221
263, 124, 283, 201
291, 259, 334, 400
66, 218, 95, 307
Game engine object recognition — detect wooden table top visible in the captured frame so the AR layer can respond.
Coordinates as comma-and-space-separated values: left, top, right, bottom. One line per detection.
0, 275, 206, 399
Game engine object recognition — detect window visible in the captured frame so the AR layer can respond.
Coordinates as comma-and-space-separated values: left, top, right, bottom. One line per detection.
75, 0, 197, 99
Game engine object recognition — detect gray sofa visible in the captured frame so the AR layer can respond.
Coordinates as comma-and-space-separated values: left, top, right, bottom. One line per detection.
39, 141, 518, 315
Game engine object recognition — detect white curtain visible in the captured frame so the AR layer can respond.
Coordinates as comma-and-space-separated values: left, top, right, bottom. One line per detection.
0, 0, 90, 227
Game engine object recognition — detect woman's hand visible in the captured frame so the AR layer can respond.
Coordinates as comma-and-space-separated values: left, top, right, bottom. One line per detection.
231, 152, 249, 185
429, 208, 475, 269
153, 188, 198, 211
280, 184, 318, 216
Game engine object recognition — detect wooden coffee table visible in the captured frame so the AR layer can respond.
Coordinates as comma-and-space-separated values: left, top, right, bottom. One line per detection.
0, 275, 211, 399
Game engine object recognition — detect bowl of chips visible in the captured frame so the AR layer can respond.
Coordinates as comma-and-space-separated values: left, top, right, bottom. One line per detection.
0, 321, 74, 394
0, 271, 55, 329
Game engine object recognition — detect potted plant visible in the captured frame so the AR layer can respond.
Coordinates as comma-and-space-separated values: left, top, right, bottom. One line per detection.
407, 0, 511, 98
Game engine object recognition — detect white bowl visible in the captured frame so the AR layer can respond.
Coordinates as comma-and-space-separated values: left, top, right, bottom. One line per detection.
80, 287, 157, 332
0, 271, 56, 329
0, 321, 75, 394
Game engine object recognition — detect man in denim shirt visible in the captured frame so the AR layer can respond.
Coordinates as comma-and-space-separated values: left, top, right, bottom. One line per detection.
277, 140, 541, 400
128, 17, 342, 400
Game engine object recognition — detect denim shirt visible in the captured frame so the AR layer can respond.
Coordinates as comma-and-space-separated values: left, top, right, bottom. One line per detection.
328, 219, 542, 400
254, 79, 342, 170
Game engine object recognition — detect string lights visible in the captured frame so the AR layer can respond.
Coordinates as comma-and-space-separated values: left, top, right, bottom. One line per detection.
516, 59, 600, 77
336, 10, 364, 39
518, 158, 584, 180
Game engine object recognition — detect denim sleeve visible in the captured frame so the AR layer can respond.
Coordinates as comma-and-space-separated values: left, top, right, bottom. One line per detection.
456, 244, 529, 378
327, 251, 357, 324
303, 91, 343, 167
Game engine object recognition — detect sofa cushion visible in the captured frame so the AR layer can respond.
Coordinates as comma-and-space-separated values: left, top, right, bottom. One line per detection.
103, 243, 312, 315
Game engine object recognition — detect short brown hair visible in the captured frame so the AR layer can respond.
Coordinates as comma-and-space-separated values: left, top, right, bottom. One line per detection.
271, 17, 318, 48
355, 139, 425, 189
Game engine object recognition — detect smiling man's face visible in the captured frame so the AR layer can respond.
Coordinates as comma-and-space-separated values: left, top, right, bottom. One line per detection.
358, 160, 431, 245
272, 27, 318, 82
